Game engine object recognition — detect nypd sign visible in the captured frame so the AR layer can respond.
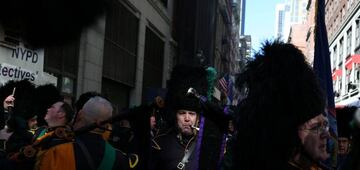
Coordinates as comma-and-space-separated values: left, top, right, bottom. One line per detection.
0, 42, 57, 85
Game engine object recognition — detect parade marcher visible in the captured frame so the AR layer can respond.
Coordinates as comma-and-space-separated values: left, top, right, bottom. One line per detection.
150, 66, 203, 170
339, 106, 360, 169
33, 101, 74, 140
0, 80, 35, 152
73, 96, 129, 170
73, 91, 113, 140
0, 80, 37, 169
74, 91, 102, 115
33, 95, 133, 170
33, 84, 62, 127
110, 118, 135, 154
27, 115, 38, 134
106, 96, 167, 170
230, 40, 330, 169
335, 106, 356, 169
33, 101, 75, 170
150, 113, 156, 137
289, 114, 330, 169
150, 65, 230, 170
149, 96, 167, 138
75, 91, 142, 169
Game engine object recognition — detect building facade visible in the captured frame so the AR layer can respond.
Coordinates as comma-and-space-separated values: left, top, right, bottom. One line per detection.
213, 0, 241, 75
0, 0, 243, 110
275, 0, 308, 41
275, 3, 287, 39
326, 0, 360, 105
0, 0, 176, 110
239, 35, 251, 60
239, 0, 246, 36
288, 0, 316, 63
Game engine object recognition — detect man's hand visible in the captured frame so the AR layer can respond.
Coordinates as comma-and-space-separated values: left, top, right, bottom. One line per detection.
3, 95, 15, 110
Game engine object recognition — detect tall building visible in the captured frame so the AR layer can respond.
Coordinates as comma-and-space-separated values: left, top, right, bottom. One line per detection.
173, 0, 241, 75
275, 3, 286, 39
239, 35, 251, 59
288, 0, 316, 63
239, 0, 246, 35
275, 0, 308, 41
326, 0, 360, 105
285, 0, 307, 23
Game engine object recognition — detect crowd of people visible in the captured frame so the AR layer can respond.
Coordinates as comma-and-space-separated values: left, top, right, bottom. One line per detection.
0, 40, 357, 170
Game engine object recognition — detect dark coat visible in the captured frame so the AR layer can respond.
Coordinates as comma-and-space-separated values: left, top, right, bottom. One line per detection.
74, 132, 129, 170
150, 130, 197, 170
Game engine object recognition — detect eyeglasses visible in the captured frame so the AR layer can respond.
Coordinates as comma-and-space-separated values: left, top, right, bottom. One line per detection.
300, 121, 329, 134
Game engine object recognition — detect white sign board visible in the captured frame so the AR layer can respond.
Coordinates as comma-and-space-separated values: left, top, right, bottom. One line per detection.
0, 43, 57, 86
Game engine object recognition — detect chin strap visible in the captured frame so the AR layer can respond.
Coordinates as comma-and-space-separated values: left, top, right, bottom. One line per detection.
176, 136, 196, 170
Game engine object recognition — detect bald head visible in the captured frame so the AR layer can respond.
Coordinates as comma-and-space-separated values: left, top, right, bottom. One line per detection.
73, 96, 113, 130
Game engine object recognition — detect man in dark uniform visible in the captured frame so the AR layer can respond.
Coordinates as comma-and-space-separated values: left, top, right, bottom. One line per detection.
151, 106, 200, 170
335, 106, 357, 169
230, 41, 331, 170
150, 65, 227, 170
73, 96, 129, 170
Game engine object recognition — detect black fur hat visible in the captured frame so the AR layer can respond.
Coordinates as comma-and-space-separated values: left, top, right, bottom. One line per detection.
164, 65, 209, 125
0, 79, 37, 131
233, 40, 325, 169
33, 84, 61, 126
0, 79, 36, 119
336, 106, 357, 138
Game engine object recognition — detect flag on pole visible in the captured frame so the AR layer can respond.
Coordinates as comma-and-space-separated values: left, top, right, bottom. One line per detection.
313, 0, 337, 167
217, 74, 229, 95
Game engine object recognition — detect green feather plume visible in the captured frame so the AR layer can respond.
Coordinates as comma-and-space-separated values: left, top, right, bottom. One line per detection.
206, 67, 217, 101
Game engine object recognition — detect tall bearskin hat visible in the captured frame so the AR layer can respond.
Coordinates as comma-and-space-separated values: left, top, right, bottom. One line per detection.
164, 65, 209, 125
233, 40, 325, 169
336, 106, 357, 138
0, 81, 62, 128
33, 84, 61, 126
0, 79, 36, 119
0, 79, 37, 131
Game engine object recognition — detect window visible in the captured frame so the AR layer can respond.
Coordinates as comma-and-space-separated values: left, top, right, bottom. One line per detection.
44, 39, 79, 97
354, 65, 360, 91
346, 28, 352, 57
103, 0, 139, 87
102, 0, 139, 108
354, 64, 360, 87
356, 20, 360, 52
339, 38, 344, 66
61, 76, 74, 94
333, 45, 337, 68
101, 78, 129, 111
142, 27, 165, 102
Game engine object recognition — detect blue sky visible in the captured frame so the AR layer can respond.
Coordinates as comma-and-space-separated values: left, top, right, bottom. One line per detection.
245, 0, 283, 54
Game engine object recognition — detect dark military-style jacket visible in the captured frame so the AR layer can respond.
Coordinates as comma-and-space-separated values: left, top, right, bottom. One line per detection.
150, 129, 197, 170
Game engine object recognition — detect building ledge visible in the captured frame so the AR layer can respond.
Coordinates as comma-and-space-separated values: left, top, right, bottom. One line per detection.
146, 0, 171, 25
